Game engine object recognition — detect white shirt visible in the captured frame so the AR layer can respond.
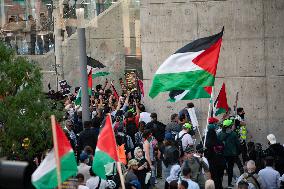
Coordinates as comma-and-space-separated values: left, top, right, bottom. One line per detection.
177, 130, 193, 151
193, 154, 209, 174
139, 112, 151, 124
78, 185, 89, 189
259, 166, 280, 189
86, 176, 108, 189
77, 163, 91, 182
183, 178, 200, 189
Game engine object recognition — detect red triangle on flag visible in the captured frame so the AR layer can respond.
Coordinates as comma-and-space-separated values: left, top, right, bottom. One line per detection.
88, 69, 93, 89
96, 115, 118, 161
55, 122, 73, 158
192, 38, 222, 76
216, 83, 229, 111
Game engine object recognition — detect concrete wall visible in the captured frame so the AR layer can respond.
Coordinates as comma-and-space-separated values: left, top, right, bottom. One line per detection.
140, 0, 284, 144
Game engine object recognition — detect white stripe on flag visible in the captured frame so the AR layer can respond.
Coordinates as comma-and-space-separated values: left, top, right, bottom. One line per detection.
174, 90, 189, 102
32, 149, 56, 182
156, 51, 204, 74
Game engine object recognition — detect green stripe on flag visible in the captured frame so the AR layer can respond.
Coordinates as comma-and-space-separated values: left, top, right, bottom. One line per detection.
215, 108, 226, 116
32, 151, 77, 189
92, 72, 110, 79
92, 149, 116, 179
149, 70, 215, 98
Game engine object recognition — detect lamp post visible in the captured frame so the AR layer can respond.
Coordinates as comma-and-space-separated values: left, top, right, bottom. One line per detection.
76, 5, 90, 122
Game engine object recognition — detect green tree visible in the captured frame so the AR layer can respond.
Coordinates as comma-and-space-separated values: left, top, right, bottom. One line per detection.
0, 42, 63, 160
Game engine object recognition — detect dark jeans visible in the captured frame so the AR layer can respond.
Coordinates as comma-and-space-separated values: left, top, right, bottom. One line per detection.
210, 161, 225, 189
240, 141, 248, 164
225, 156, 240, 185
30, 34, 36, 55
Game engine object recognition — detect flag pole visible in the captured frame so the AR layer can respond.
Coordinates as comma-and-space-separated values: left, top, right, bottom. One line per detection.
203, 87, 214, 148
108, 113, 125, 189
51, 115, 62, 189
116, 162, 126, 189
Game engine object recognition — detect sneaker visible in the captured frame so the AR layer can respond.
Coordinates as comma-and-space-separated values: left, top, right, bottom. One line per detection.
227, 184, 234, 189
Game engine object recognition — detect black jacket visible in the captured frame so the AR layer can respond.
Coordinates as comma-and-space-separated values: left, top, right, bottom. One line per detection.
77, 128, 99, 154
146, 121, 166, 142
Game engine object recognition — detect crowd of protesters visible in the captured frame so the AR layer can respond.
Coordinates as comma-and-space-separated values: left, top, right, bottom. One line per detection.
45, 82, 284, 189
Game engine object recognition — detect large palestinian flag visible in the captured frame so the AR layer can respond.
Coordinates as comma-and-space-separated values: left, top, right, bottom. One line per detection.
92, 114, 118, 179
32, 121, 77, 188
214, 83, 229, 116
149, 27, 224, 99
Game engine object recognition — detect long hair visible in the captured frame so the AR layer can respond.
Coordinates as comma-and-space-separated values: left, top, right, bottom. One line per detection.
205, 129, 217, 148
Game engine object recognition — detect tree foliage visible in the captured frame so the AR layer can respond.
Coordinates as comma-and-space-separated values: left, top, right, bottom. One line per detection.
0, 42, 63, 160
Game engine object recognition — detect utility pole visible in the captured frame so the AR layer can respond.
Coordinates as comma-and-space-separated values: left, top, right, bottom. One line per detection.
0, 0, 5, 28
53, 0, 64, 85
76, 4, 90, 122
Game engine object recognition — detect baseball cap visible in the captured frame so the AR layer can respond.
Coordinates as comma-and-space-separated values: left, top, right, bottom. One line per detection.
208, 117, 219, 124
183, 123, 192, 130
80, 152, 88, 162
223, 119, 233, 127
184, 145, 195, 153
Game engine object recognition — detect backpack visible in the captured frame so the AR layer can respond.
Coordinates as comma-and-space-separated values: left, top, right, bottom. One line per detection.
175, 133, 187, 157
163, 145, 179, 167
241, 173, 260, 189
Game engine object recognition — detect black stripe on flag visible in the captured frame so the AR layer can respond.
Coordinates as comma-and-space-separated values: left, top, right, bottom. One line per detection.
174, 27, 224, 54
169, 90, 185, 100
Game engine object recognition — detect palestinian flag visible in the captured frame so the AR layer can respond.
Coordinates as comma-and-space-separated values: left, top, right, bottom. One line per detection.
110, 81, 119, 100
149, 27, 224, 99
92, 114, 118, 179
32, 121, 77, 189
75, 70, 93, 105
214, 83, 229, 116
168, 86, 212, 102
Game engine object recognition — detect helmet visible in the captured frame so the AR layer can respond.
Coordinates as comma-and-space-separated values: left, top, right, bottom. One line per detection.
223, 119, 233, 127
107, 180, 116, 189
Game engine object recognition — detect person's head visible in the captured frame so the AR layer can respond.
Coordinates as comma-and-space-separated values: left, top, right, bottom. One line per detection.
142, 129, 151, 140
76, 173, 85, 184
265, 156, 274, 167
169, 180, 178, 189
84, 146, 93, 155
208, 117, 219, 125
195, 144, 204, 155
138, 104, 146, 112
28, 15, 34, 20
246, 160, 256, 173
40, 13, 45, 18
267, 134, 277, 145
223, 119, 233, 131
184, 145, 195, 159
187, 102, 194, 108
182, 123, 192, 132
96, 84, 102, 92
79, 152, 89, 164
150, 113, 157, 121
65, 120, 73, 130
134, 147, 143, 159
125, 111, 134, 119
84, 120, 92, 129
178, 180, 188, 189
171, 113, 179, 123
179, 114, 186, 124
182, 164, 191, 178
238, 180, 249, 189
128, 159, 139, 170
237, 107, 245, 115
205, 179, 215, 189
164, 132, 174, 143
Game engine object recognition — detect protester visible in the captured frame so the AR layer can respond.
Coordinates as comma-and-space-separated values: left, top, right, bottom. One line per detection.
64, 120, 77, 151
134, 147, 150, 189
165, 113, 181, 137
135, 121, 145, 148
77, 152, 91, 182
176, 123, 194, 153
181, 164, 200, 189
178, 180, 189, 189
77, 173, 89, 189
125, 159, 141, 189
236, 160, 265, 189
166, 164, 181, 189
86, 168, 108, 189
218, 119, 243, 188
265, 134, 284, 175
182, 145, 209, 189
138, 104, 151, 124
258, 156, 280, 189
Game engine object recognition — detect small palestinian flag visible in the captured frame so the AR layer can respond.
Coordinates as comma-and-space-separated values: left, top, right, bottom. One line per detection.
214, 83, 229, 116
92, 114, 118, 179
149, 27, 224, 99
75, 70, 93, 105
32, 121, 77, 189
168, 86, 212, 102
